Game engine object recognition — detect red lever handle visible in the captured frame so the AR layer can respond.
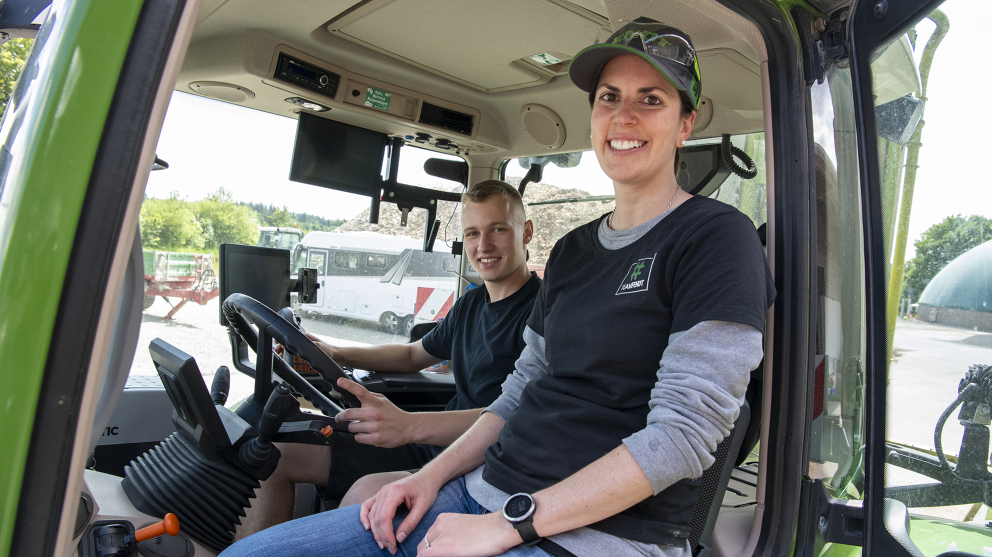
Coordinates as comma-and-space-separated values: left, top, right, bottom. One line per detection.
134, 513, 180, 542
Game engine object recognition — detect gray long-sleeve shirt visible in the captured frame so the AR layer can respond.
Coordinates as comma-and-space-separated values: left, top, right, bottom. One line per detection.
464, 210, 766, 557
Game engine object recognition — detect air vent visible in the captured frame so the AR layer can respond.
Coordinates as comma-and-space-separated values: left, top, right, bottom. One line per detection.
419, 102, 473, 136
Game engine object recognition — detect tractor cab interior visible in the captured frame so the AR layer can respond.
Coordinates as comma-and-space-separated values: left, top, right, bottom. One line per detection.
83, 2, 776, 553
8, 0, 991, 555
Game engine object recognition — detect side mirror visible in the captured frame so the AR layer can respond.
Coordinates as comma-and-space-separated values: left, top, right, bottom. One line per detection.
424, 158, 468, 186
875, 94, 924, 145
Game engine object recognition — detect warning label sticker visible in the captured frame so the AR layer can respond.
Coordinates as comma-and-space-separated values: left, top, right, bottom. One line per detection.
365, 87, 392, 111
529, 53, 562, 66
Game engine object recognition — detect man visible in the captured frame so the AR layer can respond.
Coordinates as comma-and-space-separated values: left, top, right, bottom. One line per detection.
236, 179, 541, 538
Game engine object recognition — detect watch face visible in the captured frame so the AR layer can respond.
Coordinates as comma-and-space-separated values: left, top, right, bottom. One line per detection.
505, 494, 533, 520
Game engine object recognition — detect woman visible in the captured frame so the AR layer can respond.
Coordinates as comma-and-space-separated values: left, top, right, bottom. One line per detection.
222, 18, 773, 557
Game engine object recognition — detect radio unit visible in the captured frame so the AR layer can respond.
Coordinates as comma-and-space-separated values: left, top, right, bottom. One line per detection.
275, 53, 340, 99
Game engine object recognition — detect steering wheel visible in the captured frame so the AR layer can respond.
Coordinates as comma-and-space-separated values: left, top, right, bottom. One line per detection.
221, 293, 360, 413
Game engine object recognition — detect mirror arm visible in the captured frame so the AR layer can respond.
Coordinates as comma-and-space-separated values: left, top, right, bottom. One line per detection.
518, 163, 543, 196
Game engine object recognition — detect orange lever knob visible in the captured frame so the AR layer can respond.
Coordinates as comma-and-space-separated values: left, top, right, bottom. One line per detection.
134, 513, 180, 542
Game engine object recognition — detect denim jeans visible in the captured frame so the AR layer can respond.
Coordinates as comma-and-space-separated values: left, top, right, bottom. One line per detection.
220, 476, 552, 557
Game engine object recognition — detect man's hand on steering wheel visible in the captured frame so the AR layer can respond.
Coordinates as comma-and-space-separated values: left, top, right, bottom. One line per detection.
335, 378, 414, 448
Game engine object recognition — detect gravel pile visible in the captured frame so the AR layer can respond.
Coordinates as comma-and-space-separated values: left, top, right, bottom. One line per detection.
335, 178, 615, 265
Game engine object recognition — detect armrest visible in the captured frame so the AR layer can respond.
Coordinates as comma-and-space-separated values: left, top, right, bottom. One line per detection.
352, 369, 456, 391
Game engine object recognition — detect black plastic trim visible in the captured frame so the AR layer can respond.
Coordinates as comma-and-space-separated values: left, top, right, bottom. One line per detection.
11, 1, 187, 555
714, 1, 814, 555
797, 479, 866, 556
847, 0, 947, 556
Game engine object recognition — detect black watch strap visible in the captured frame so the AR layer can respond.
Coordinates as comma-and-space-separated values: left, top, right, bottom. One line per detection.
515, 520, 540, 544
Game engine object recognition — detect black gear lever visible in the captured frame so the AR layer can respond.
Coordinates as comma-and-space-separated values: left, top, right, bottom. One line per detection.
240, 383, 295, 468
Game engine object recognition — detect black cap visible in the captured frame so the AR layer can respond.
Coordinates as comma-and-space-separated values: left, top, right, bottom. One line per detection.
569, 17, 701, 109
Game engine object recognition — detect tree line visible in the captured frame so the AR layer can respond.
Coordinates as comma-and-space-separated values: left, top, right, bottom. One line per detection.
139, 188, 342, 254
0, 39, 34, 115
901, 214, 991, 301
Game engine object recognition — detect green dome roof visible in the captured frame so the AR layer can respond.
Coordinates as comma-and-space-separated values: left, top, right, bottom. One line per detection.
918, 240, 992, 313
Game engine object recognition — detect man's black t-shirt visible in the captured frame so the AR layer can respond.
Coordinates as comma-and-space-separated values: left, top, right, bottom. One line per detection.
421, 272, 542, 412
325, 272, 541, 499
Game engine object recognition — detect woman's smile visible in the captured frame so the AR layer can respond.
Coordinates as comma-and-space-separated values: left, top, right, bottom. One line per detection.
591, 54, 694, 190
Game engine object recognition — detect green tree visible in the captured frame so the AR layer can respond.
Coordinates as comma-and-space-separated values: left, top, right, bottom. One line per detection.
902, 215, 992, 300
140, 194, 205, 250
266, 207, 295, 227
194, 188, 259, 247
0, 38, 34, 114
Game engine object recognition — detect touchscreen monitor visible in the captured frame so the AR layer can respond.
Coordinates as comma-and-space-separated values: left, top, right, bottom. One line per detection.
219, 243, 291, 326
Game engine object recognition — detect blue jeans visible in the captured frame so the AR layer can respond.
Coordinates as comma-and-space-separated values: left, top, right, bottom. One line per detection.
220, 477, 551, 557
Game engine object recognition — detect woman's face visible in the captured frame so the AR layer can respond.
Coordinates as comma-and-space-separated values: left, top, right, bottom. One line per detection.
591, 54, 696, 190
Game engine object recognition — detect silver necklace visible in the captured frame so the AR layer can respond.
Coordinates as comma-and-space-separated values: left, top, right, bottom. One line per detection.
608, 187, 681, 230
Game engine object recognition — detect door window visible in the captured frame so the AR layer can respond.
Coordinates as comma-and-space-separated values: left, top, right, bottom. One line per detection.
307, 250, 327, 275
871, 1, 992, 553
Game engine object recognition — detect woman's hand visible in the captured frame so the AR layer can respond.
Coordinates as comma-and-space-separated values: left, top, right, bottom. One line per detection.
416, 512, 521, 557
335, 378, 415, 448
360, 469, 445, 554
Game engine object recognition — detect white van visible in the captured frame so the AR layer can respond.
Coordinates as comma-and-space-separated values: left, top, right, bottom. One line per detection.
292, 231, 458, 335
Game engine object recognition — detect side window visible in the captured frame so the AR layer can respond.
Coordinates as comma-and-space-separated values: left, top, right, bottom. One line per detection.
367, 254, 387, 269
501, 137, 767, 267
333, 251, 359, 269
709, 134, 767, 229
876, 2, 992, 554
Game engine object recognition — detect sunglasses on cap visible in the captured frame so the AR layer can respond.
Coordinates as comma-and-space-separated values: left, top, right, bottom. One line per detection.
611, 30, 699, 80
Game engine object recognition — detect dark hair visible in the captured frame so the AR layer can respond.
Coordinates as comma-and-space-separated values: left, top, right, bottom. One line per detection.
462, 179, 526, 221
673, 89, 695, 174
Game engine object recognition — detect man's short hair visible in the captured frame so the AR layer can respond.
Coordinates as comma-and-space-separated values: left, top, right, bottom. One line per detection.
462, 180, 526, 222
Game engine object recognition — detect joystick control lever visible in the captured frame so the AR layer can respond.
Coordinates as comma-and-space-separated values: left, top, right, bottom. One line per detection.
210, 366, 230, 406
239, 383, 295, 468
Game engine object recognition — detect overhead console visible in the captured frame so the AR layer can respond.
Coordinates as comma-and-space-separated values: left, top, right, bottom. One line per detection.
264, 45, 495, 155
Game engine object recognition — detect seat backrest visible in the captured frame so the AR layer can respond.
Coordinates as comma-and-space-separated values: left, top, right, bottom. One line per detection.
410, 321, 438, 342
736, 364, 763, 466
689, 401, 751, 557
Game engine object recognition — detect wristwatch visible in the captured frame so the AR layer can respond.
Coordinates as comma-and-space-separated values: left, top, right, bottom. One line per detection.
502, 493, 540, 544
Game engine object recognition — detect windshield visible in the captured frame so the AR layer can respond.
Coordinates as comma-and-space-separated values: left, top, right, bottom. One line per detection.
258, 229, 303, 250
133, 92, 463, 404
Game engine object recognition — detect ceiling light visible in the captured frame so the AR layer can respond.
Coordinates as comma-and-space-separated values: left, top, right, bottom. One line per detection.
285, 97, 330, 112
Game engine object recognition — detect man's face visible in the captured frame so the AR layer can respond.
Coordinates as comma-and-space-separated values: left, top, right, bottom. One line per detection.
461, 196, 533, 285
